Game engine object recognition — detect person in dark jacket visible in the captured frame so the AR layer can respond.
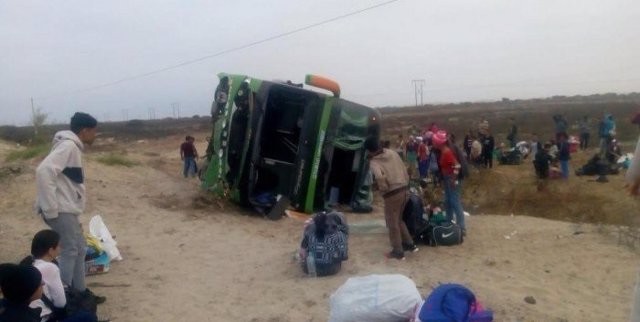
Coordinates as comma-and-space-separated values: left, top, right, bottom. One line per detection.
553, 114, 569, 142
0, 263, 44, 322
481, 132, 495, 169
507, 118, 518, 148
534, 144, 552, 179
557, 133, 571, 180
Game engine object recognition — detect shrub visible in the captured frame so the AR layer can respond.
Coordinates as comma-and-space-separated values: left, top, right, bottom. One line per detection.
5, 144, 49, 162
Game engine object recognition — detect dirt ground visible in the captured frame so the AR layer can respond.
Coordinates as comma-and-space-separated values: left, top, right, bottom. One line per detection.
1, 132, 639, 322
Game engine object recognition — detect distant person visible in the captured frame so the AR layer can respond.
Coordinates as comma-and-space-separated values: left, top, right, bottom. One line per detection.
0, 263, 44, 322
405, 136, 418, 179
579, 116, 591, 150
553, 114, 569, 142
599, 114, 616, 153
478, 118, 490, 137
417, 137, 429, 179
533, 143, 552, 192
395, 134, 405, 160
20, 230, 98, 322
507, 118, 518, 148
534, 143, 552, 178
607, 139, 622, 164
463, 130, 473, 161
433, 130, 466, 234
530, 133, 542, 158
35, 112, 105, 304
299, 212, 348, 277
365, 137, 418, 260
481, 132, 495, 169
557, 134, 571, 180
180, 135, 199, 178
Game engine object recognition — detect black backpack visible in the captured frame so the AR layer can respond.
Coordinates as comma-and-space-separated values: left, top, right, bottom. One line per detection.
402, 192, 428, 244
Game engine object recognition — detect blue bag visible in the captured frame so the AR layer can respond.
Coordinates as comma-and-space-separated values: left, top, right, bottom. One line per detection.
419, 284, 493, 322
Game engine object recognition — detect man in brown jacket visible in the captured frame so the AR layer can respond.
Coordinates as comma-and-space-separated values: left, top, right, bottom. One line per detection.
365, 137, 418, 260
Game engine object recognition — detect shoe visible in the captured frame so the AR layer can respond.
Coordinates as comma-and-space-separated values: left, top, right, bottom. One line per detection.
402, 243, 419, 253
385, 251, 405, 261
85, 288, 107, 305
462, 229, 467, 237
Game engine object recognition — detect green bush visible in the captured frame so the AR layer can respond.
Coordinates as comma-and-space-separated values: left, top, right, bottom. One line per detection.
5, 145, 49, 162
96, 154, 138, 167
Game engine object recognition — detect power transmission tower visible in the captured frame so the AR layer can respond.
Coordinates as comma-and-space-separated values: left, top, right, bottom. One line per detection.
412, 79, 425, 107
171, 102, 180, 118
148, 107, 156, 120
121, 109, 129, 121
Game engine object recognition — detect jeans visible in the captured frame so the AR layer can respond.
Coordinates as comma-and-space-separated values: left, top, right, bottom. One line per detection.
183, 157, 197, 178
418, 160, 428, 178
443, 176, 465, 230
560, 160, 569, 180
44, 213, 86, 292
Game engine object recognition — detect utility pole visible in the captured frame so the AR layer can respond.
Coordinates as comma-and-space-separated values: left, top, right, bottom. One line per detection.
171, 102, 180, 118
31, 97, 38, 135
412, 79, 425, 107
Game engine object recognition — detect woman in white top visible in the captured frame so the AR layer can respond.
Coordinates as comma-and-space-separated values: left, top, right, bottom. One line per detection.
21, 230, 97, 322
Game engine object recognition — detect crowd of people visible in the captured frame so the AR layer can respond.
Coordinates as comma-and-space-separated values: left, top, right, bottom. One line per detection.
2, 110, 639, 318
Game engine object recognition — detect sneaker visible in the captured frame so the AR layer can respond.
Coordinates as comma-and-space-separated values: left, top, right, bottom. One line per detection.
402, 243, 419, 253
385, 251, 405, 261
85, 288, 107, 305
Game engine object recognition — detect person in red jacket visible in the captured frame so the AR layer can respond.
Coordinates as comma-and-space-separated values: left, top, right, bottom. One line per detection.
432, 130, 466, 235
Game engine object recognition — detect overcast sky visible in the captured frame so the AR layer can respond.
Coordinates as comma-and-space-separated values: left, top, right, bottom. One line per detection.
1, 0, 639, 125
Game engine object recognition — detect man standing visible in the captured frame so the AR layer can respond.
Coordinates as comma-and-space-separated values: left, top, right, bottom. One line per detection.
481, 131, 495, 169
365, 137, 417, 260
507, 118, 518, 148
35, 112, 105, 302
180, 135, 199, 178
579, 116, 591, 151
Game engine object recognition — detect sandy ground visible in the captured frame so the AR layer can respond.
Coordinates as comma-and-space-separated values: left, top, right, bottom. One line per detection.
1, 135, 639, 322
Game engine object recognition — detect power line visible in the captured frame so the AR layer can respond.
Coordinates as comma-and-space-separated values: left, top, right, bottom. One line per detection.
54, 0, 402, 97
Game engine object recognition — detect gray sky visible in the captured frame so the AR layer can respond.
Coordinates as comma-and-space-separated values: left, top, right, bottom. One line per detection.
1, 0, 639, 126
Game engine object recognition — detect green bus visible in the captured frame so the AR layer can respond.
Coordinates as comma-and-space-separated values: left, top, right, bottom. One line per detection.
201, 73, 380, 218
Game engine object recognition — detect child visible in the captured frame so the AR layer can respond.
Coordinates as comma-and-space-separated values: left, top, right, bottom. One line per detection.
534, 144, 552, 180
0, 263, 44, 322
21, 230, 98, 322
557, 134, 571, 180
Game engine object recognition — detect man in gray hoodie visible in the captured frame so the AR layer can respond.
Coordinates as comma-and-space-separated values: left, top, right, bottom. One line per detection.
35, 112, 104, 302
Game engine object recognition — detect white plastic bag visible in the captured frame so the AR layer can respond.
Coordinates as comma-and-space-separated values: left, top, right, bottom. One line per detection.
89, 215, 123, 261
329, 274, 422, 322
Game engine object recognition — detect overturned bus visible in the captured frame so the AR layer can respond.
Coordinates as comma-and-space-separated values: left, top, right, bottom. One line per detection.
201, 73, 380, 219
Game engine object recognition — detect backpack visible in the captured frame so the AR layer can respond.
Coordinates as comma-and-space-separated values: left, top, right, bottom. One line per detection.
418, 284, 493, 322
402, 192, 428, 243
451, 145, 469, 180
424, 222, 463, 246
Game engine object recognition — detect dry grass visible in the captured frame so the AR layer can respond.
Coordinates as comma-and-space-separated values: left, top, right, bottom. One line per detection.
95, 154, 139, 167
5, 144, 49, 162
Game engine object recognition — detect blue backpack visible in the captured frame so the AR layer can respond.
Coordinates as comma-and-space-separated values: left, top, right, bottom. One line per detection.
418, 284, 493, 322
